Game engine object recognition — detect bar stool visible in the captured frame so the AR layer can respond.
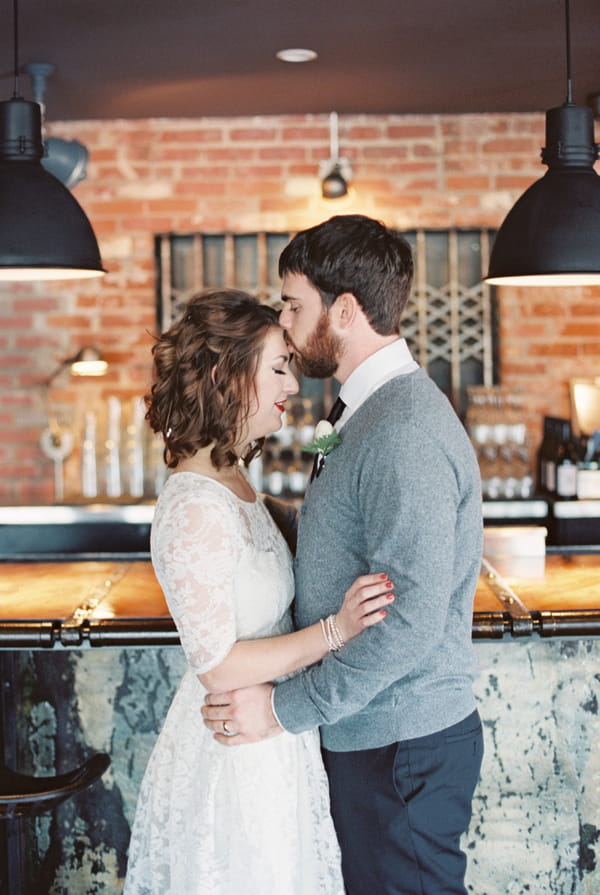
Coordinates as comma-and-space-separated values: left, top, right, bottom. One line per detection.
0, 752, 110, 818
0, 752, 110, 893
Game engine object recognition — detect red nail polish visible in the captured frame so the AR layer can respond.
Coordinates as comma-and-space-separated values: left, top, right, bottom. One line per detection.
386, 593, 394, 600
380, 573, 387, 579
385, 581, 393, 588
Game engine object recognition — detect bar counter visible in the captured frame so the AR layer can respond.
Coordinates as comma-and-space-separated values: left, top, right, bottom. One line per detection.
1, 552, 600, 648
1, 550, 599, 894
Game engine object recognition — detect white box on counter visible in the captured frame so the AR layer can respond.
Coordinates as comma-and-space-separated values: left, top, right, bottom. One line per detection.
483, 526, 547, 578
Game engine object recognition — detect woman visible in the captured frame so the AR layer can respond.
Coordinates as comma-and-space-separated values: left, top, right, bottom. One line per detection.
124, 289, 393, 894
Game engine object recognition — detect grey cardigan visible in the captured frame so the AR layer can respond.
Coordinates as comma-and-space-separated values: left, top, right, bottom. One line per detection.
273, 369, 482, 751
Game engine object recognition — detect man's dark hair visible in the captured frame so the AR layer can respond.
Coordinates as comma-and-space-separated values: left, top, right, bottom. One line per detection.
279, 214, 414, 335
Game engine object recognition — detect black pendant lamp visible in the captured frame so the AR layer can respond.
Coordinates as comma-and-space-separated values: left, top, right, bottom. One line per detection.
0, 0, 105, 281
485, 0, 600, 287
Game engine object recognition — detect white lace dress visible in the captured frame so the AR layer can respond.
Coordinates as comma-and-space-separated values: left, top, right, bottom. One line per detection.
123, 472, 344, 895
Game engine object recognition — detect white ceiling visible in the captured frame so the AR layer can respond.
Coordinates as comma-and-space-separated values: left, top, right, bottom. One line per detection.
1, 0, 599, 122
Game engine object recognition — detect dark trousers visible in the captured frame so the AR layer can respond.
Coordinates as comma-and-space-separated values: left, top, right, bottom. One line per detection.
322, 710, 484, 895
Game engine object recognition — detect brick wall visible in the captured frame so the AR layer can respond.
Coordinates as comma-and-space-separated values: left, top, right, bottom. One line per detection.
1, 112, 599, 504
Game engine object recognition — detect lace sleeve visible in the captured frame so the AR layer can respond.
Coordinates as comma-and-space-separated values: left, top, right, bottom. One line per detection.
151, 484, 241, 676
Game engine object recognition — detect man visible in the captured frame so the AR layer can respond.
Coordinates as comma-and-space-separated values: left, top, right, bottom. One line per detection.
203, 214, 484, 894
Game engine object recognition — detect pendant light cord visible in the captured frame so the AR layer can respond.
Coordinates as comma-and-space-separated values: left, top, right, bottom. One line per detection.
329, 111, 339, 159
564, 0, 573, 104
12, 0, 21, 99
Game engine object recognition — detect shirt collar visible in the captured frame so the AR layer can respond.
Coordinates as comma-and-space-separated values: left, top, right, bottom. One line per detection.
337, 339, 418, 425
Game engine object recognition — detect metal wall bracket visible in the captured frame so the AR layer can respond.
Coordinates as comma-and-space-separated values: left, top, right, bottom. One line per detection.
480, 558, 534, 636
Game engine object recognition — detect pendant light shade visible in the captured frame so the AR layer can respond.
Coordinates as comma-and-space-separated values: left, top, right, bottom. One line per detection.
486, 104, 600, 286
485, 0, 600, 287
0, 97, 105, 281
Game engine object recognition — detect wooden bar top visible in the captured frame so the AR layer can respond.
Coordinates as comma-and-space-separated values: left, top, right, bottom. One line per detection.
0, 554, 599, 646
0, 561, 168, 622
489, 553, 600, 611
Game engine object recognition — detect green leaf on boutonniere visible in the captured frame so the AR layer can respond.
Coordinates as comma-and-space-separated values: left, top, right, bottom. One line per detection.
301, 420, 342, 456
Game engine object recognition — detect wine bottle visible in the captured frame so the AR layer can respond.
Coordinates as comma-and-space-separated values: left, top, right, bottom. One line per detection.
555, 420, 579, 498
537, 416, 559, 495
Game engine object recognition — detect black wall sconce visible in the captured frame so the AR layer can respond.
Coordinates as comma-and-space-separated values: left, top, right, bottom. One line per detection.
319, 112, 353, 199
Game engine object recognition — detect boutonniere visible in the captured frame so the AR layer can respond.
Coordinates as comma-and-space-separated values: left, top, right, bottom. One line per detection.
302, 420, 342, 458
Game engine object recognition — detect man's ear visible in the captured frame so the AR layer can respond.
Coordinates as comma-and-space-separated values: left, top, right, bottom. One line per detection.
330, 292, 358, 330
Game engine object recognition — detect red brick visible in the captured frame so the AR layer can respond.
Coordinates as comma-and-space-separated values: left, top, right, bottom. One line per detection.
231, 128, 279, 141
387, 125, 437, 139
529, 343, 579, 357
13, 297, 60, 312
561, 323, 600, 337
88, 200, 146, 217
483, 138, 540, 154
496, 175, 538, 190
528, 301, 564, 316
281, 127, 328, 141
181, 166, 230, 178
173, 182, 227, 197
257, 147, 307, 161
157, 129, 223, 143
570, 302, 600, 315
0, 315, 34, 329
445, 175, 491, 191
443, 140, 480, 155
390, 161, 437, 174
344, 126, 382, 142
206, 148, 255, 161
154, 148, 205, 162
47, 315, 94, 328
363, 145, 410, 159
413, 144, 438, 158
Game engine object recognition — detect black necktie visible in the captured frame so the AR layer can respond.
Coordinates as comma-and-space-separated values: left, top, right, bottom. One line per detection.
310, 396, 346, 482
327, 396, 346, 426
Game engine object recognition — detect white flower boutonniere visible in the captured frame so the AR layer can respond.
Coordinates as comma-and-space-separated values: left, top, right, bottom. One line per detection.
302, 420, 342, 458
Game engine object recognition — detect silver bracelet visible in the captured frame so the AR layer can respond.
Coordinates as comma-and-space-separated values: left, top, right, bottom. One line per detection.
320, 616, 343, 651
319, 617, 332, 650
328, 613, 345, 650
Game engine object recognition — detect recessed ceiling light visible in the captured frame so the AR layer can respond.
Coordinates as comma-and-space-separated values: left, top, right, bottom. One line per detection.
276, 48, 318, 63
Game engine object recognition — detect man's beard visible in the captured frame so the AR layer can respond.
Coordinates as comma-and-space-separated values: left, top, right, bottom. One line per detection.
288, 312, 341, 379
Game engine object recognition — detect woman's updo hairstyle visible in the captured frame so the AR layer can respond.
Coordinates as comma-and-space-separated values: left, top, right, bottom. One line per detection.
145, 289, 279, 469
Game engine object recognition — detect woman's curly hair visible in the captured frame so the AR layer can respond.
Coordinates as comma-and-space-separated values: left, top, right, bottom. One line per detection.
145, 289, 280, 469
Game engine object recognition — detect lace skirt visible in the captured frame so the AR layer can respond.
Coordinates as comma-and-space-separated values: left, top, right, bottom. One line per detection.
123, 669, 344, 895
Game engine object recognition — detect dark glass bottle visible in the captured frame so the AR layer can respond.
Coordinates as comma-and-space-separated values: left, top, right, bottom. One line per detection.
537, 417, 558, 495
555, 420, 579, 499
